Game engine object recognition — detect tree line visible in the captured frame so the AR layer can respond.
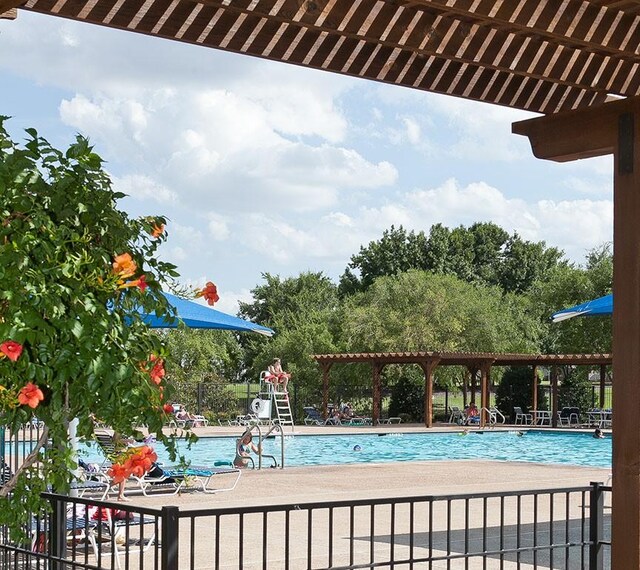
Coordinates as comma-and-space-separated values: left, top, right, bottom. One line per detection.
165, 223, 612, 421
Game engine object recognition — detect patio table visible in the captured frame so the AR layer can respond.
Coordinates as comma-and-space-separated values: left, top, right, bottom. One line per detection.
533, 410, 552, 426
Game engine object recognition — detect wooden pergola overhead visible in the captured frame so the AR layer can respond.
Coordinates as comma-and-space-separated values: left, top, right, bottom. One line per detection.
5, 0, 640, 565
313, 350, 612, 367
4, 0, 640, 114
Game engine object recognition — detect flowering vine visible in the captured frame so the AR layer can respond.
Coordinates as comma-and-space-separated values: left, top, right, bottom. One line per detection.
107, 445, 158, 484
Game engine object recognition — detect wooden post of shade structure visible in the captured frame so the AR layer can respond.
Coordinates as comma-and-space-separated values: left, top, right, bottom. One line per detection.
532, 366, 538, 417
372, 362, 384, 425
320, 361, 332, 420
513, 95, 640, 569
479, 362, 492, 428
419, 358, 440, 428
599, 364, 606, 409
551, 366, 558, 428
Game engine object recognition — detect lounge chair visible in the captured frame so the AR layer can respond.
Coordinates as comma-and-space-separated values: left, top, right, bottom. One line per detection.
131, 463, 241, 496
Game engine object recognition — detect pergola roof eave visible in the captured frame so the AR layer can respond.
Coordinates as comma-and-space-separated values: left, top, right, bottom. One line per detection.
312, 351, 612, 368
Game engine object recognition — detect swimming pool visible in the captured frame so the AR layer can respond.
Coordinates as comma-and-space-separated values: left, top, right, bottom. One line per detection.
83, 430, 611, 469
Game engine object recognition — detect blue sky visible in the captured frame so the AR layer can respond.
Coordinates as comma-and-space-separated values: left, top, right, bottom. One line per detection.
0, 12, 613, 313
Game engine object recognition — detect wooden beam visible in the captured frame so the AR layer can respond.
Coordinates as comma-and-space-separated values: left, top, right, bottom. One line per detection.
479, 363, 491, 428
0, 7, 17, 18
513, 96, 640, 162
0, 0, 21, 14
320, 362, 332, 420
418, 358, 440, 428
371, 362, 385, 425
532, 366, 538, 415
513, 92, 640, 568
197, 0, 630, 97
409, 0, 640, 59
612, 108, 640, 568
551, 366, 558, 428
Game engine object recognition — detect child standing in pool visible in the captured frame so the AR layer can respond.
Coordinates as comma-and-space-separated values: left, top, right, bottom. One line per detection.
234, 432, 261, 468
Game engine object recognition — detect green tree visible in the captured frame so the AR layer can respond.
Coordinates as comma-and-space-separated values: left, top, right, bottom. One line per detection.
239, 272, 342, 411
341, 222, 564, 297
340, 271, 540, 355
338, 226, 427, 296
558, 367, 593, 413
495, 366, 546, 419
163, 328, 243, 417
0, 119, 183, 534
530, 243, 612, 354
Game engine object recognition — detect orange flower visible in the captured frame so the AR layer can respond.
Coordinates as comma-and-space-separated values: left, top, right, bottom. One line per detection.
149, 355, 165, 385
196, 281, 220, 306
108, 463, 129, 484
123, 446, 157, 477
18, 382, 44, 409
112, 253, 137, 279
0, 340, 23, 362
150, 223, 164, 238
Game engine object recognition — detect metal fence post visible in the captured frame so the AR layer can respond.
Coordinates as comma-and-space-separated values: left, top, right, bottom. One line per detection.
49, 497, 67, 570
589, 481, 604, 570
161, 506, 180, 570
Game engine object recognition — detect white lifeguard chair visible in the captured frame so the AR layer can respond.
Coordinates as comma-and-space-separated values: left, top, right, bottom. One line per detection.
257, 371, 294, 428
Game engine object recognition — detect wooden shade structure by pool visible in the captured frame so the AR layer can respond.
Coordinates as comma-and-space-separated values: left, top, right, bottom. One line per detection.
312, 350, 612, 427
2, 0, 640, 565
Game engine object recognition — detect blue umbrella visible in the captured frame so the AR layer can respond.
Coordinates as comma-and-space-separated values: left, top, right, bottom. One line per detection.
140, 292, 274, 336
551, 294, 612, 323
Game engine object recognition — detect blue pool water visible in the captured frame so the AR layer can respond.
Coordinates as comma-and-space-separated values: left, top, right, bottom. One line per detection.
83, 430, 612, 469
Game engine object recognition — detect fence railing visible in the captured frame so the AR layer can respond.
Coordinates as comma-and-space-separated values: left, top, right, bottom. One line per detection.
0, 483, 611, 570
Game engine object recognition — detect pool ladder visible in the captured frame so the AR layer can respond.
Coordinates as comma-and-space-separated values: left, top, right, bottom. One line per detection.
482, 407, 506, 428
241, 423, 286, 469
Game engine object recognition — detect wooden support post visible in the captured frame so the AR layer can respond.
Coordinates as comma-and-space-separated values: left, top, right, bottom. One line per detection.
480, 362, 491, 428
419, 359, 440, 428
320, 362, 332, 420
372, 362, 384, 425
612, 108, 640, 568
513, 95, 640, 569
462, 370, 468, 408
532, 366, 538, 415
599, 364, 606, 409
551, 366, 558, 428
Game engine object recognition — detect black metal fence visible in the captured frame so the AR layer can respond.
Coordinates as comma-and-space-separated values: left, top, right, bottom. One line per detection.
0, 483, 611, 569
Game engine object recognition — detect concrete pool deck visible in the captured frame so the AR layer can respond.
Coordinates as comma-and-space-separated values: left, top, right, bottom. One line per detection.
113, 425, 610, 569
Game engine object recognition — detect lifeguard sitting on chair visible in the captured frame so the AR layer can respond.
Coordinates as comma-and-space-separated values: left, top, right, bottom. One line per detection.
264, 357, 291, 392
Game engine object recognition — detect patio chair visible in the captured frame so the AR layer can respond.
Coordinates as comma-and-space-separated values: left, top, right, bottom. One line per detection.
448, 406, 465, 425
513, 407, 532, 425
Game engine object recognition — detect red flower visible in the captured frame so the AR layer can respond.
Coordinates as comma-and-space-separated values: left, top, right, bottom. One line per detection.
196, 281, 220, 306
18, 383, 44, 409
163, 404, 174, 414
149, 355, 165, 385
0, 340, 23, 362
120, 274, 148, 291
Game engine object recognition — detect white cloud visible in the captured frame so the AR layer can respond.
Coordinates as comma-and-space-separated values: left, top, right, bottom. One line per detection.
113, 174, 177, 204
207, 214, 230, 241
403, 117, 421, 145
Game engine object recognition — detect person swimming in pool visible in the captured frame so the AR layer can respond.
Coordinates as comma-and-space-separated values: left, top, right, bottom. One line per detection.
353, 445, 362, 452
